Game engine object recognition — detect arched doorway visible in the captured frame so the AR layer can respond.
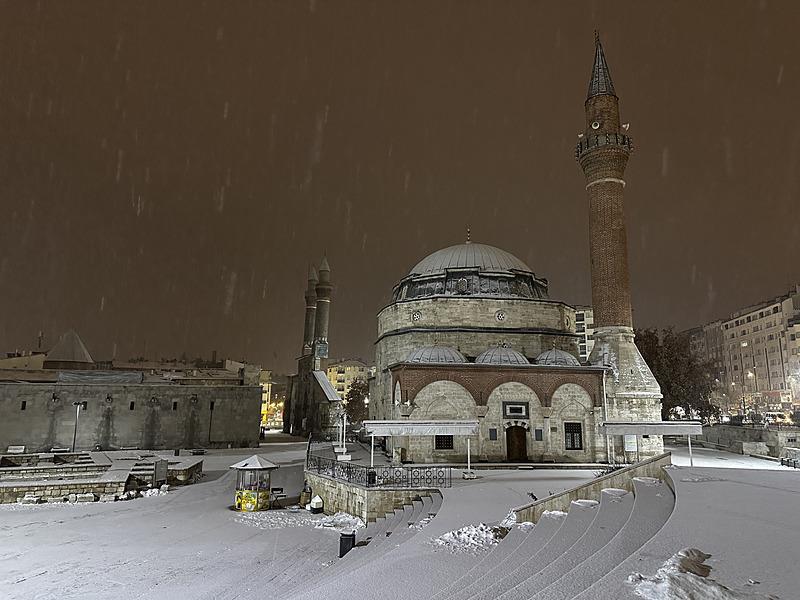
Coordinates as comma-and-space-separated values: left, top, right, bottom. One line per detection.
506, 426, 527, 461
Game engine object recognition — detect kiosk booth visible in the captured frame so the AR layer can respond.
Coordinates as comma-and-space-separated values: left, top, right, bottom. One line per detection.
229, 455, 279, 511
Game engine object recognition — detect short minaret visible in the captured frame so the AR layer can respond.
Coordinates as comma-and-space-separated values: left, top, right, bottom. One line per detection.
313, 256, 332, 359
576, 33, 663, 458
302, 265, 318, 355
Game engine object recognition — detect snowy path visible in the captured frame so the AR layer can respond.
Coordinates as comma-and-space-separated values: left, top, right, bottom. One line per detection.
667, 444, 793, 470
580, 466, 800, 599
0, 447, 313, 600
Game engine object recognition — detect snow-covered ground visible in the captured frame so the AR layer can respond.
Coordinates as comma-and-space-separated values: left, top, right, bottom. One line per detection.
0, 460, 594, 600
666, 444, 792, 469
7, 441, 793, 600
0, 443, 311, 600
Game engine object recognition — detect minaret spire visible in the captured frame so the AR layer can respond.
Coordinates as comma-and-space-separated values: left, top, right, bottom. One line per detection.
587, 31, 616, 100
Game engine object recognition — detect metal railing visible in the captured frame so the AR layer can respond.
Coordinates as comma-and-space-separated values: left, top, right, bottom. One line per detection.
306, 454, 451, 489
780, 457, 799, 469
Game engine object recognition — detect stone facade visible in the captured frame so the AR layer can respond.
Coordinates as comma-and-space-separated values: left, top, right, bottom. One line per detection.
304, 471, 436, 523
0, 382, 260, 452
373, 296, 580, 422
389, 363, 608, 463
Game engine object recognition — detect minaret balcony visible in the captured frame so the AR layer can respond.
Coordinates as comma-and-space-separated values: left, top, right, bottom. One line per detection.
575, 132, 633, 161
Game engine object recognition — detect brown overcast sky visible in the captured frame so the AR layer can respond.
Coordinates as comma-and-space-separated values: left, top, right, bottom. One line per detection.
1, 1, 799, 373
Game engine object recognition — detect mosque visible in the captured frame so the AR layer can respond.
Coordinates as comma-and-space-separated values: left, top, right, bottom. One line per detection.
290, 36, 663, 464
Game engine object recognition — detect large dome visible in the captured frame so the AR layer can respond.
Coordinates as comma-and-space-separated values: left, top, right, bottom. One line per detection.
393, 241, 548, 302
406, 346, 467, 364
410, 243, 532, 276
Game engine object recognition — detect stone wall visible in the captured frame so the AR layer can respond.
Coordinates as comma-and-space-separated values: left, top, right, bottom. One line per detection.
700, 424, 800, 458
304, 471, 437, 523
512, 451, 672, 523
0, 475, 130, 504
0, 382, 261, 452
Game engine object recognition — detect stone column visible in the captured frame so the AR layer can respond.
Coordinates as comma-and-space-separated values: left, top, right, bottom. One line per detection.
542, 407, 554, 461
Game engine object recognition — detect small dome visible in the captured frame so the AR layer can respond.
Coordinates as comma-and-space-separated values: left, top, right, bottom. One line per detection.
535, 348, 581, 367
406, 346, 466, 364
475, 347, 530, 366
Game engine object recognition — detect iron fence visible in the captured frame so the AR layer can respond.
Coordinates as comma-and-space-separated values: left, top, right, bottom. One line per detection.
306, 454, 451, 488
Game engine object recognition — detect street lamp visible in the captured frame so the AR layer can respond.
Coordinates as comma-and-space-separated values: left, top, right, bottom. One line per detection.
72, 401, 87, 451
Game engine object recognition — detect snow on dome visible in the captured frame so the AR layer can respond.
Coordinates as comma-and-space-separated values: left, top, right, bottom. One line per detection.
474, 347, 530, 366
229, 455, 280, 470
410, 243, 532, 276
406, 346, 467, 364
535, 348, 581, 367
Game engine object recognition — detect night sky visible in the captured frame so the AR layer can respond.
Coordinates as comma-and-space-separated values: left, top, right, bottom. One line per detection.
1, 1, 798, 373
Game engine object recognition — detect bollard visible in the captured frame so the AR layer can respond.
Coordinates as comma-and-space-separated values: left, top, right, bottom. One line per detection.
339, 531, 356, 558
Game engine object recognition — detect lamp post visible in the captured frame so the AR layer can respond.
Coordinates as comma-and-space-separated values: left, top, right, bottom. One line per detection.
71, 401, 86, 451
746, 371, 755, 421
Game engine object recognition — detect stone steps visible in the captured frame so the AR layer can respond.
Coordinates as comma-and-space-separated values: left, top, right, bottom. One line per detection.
514, 489, 635, 599
443, 513, 564, 600
431, 525, 530, 600
538, 477, 675, 600
281, 495, 439, 600
471, 500, 599, 600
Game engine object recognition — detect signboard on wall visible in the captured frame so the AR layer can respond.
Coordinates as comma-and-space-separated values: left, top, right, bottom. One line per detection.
623, 434, 638, 452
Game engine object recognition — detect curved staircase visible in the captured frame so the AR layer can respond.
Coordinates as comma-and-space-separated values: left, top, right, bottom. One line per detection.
257, 468, 676, 600
276, 491, 443, 600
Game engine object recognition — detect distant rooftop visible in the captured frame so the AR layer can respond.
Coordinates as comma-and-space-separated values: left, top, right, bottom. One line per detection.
46, 330, 93, 364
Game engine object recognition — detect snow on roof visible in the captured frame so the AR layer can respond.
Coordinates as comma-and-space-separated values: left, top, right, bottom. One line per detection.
46, 330, 93, 363
599, 421, 703, 435
363, 420, 480, 436
313, 370, 341, 402
229, 455, 279, 470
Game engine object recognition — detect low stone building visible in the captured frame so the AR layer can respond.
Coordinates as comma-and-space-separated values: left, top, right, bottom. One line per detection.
0, 332, 261, 452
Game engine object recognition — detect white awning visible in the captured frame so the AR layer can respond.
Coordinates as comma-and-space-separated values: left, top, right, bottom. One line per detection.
363, 420, 479, 436
599, 421, 703, 435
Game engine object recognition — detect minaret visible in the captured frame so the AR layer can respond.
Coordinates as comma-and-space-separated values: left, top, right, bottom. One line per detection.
576, 33, 663, 457
313, 256, 332, 360
578, 31, 632, 329
302, 265, 318, 355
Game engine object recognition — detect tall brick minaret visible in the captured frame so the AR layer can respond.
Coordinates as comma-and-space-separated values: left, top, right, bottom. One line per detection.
576, 33, 663, 457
